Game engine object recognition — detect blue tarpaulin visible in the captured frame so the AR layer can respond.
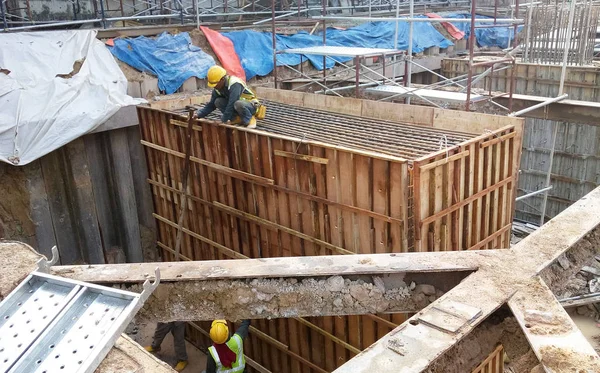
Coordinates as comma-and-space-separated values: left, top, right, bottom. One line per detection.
224, 18, 453, 80
444, 13, 524, 48
110, 32, 215, 94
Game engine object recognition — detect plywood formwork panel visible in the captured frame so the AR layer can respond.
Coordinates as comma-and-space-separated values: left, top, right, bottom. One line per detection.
137, 90, 522, 372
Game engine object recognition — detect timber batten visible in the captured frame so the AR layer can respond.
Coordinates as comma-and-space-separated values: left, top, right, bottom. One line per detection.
137, 90, 523, 372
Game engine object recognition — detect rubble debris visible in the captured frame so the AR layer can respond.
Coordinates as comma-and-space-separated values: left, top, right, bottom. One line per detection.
130, 275, 440, 322
540, 345, 600, 371
582, 266, 600, 276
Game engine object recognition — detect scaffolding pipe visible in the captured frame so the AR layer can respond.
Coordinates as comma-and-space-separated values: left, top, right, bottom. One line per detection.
559, 0, 577, 94
465, 0, 477, 111
539, 122, 559, 226
271, 0, 277, 89
508, 94, 568, 117
515, 186, 554, 201
1, 0, 8, 30
311, 16, 524, 22
406, 0, 414, 104
393, 0, 401, 79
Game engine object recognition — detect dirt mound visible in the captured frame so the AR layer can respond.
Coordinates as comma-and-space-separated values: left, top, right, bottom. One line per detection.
189, 29, 219, 64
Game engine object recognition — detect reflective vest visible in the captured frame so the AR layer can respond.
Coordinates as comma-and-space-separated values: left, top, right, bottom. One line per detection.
208, 334, 246, 373
215, 76, 256, 102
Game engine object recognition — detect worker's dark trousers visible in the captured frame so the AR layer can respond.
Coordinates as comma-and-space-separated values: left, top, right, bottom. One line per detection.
214, 97, 256, 124
151, 321, 188, 361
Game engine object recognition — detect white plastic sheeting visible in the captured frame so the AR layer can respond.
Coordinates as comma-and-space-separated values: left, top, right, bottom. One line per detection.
0, 30, 144, 165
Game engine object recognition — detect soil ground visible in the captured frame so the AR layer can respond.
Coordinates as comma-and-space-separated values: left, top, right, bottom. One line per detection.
130, 322, 208, 372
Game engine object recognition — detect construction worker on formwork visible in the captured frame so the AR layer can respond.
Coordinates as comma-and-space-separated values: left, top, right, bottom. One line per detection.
197, 65, 264, 129
202, 319, 251, 373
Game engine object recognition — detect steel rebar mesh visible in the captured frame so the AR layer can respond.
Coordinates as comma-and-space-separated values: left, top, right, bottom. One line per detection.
522, 0, 600, 65
191, 99, 476, 160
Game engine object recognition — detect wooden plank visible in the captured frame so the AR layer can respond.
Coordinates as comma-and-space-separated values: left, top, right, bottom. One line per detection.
419, 166, 431, 252
64, 138, 105, 264
23, 160, 56, 259
39, 148, 82, 265
141, 140, 276, 185
338, 151, 356, 252
433, 162, 443, 251
284, 140, 305, 258
372, 159, 389, 253
361, 99, 434, 126
420, 176, 513, 225
273, 139, 294, 258
212, 201, 354, 255
355, 155, 372, 254
273, 149, 329, 164
466, 223, 511, 251
491, 142, 501, 249
480, 131, 516, 148
126, 127, 156, 235
110, 128, 145, 263
473, 139, 484, 247
152, 213, 247, 259
230, 129, 252, 259
419, 150, 470, 171
482, 142, 492, 249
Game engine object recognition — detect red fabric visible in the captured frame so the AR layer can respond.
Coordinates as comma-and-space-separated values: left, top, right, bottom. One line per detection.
213, 343, 236, 368
425, 13, 465, 40
200, 26, 246, 81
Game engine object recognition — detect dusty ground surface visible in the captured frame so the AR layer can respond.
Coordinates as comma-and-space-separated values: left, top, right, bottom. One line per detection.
130, 275, 441, 322
118, 60, 149, 82
0, 240, 42, 300
98, 334, 175, 373
569, 311, 600, 355
425, 308, 530, 373
125, 321, 207, 372
0, 165, 37, 248
189, 29, 220, 65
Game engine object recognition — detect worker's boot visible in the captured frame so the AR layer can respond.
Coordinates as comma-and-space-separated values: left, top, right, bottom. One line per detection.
144, 345, 160, 353
246, 116, 257, 129
174, 360, 188, 372
229, 116, 242, 125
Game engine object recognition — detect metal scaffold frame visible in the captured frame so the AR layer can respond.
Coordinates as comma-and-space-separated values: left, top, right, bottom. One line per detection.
0, 0, 471, 31
266, 0, 525, 113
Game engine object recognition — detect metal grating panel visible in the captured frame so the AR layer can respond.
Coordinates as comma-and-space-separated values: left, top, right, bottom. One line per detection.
0, 250, 159, 373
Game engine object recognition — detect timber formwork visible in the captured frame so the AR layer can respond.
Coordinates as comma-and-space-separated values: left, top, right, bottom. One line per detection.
137, 89, 523, 372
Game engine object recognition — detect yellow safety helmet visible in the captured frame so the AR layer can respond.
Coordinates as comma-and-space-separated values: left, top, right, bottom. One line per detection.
210, 319, 229, 344
207, 65, 227, 88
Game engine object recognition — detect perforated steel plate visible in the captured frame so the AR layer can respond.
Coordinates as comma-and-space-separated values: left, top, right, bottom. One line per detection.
0, 270, 158, 373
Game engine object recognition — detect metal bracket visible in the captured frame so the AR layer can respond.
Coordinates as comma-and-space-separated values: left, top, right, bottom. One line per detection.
35, 246, 59, 273
140, 267, 161, 302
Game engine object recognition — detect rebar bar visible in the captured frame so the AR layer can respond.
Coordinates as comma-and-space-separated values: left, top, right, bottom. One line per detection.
523, 2, 600, 65
197, 100, 474, 160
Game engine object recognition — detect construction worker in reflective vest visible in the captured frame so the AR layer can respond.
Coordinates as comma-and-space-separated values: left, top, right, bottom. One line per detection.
203, 319, 250, 373
197, 65, 264, 129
